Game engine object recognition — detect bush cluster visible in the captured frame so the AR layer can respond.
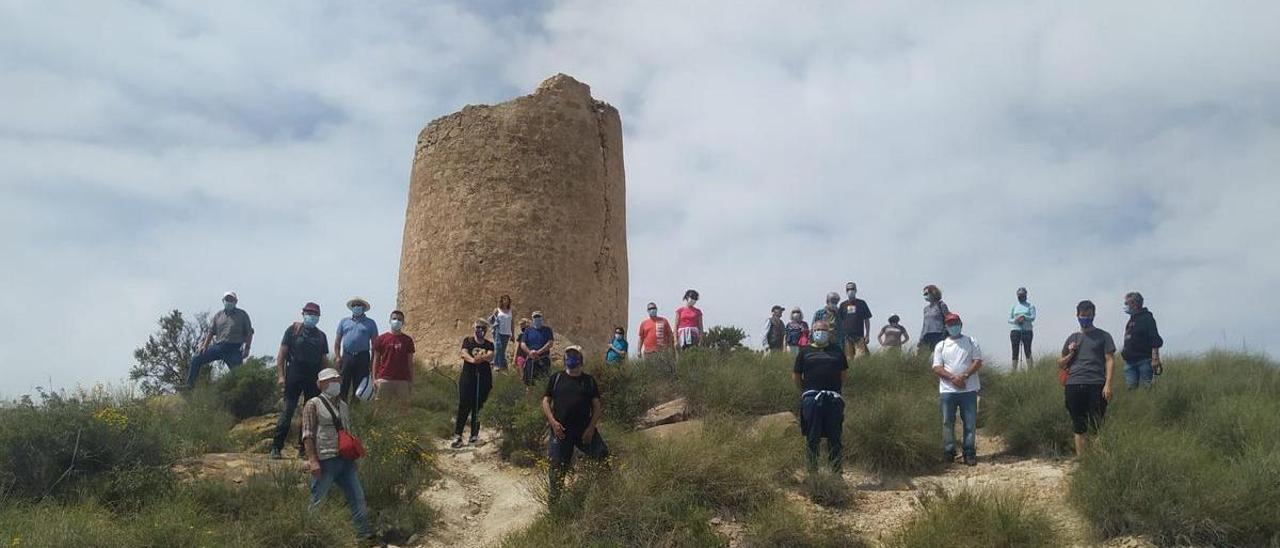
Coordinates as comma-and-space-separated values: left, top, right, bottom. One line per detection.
886, 487, 1062, 547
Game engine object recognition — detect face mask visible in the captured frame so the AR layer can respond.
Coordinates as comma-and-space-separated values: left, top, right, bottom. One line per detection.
847, 291, 856, 300
323, 383, 341, 397
532, 318, 544, 328
565, 354, 582, 370
390, 319, 404, 332
302, 314, 320, 328
811, 330, 830, 346
923, 294, 933, 302
946, 325, 962, 337
350, 306, 365, 316
648, 309, 658, 318
1017, 294, 1027, 303
687, 299, 697, 307
791, 314, 801, 321
474, 329, 486, 340
223, 301, 236, 311
827, 299, 838, 306
1078, 317, 1095, 329
614, 333, 623, 340
1124, 305, 1137, 315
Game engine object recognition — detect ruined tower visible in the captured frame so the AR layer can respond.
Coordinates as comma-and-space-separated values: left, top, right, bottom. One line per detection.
397, 74, 628, 364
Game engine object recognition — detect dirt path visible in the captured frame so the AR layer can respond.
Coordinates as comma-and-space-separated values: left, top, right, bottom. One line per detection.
418, 431, 542, 548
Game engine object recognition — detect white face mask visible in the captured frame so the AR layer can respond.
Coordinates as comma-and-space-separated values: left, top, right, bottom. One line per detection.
323, 383, 341, 397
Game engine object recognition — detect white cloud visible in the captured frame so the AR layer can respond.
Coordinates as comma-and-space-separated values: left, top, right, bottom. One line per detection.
2, 0, 1278, 397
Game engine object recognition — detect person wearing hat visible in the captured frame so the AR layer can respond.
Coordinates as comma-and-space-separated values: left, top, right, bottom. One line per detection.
637, 302, 674, 358
186, 291, 254, 389
931, 312, 984, 466
1008, 287, 1037, 371
764, 305, 786, 353
335, 297, 378, 403
452, 319, 495, 448
519, 311, 555, 387
272, 302, 331, 460
793, 319, 849, 475
541, 345, 608, 504
813, 292, 844, 347
302, 368, 373, 541
837, 281, 873, 359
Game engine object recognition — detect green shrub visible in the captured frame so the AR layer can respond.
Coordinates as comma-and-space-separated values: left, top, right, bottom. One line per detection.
702, 325, 748, 351
211, 359, 280, 420
485, 373, 550, 465
0, 387, 176, 504
887, 487, 1061, 548
844, 388, 941, 476
589, 361, 672, 428
983, 362, 1072, 457
167, 387, 236, 455
680, 349, 795, 416
354, 404, 441, 542
799, 470, 854, 508
744, 502, 866, 548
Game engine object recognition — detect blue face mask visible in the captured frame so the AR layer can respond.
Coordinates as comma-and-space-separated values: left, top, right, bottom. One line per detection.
1124, 305, 1137, 315
565, 354, 582, 370
532, 318, 544, 329
946, 325, 963, 337
614, 333, 623, 341
223, 301, 236, 311
1078, 317, 1095, 329
351, 305, 365, 316
811, 330, 830, 346
302, 314, 320, 328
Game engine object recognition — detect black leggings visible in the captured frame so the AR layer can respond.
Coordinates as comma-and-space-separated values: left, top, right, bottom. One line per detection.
1010, 330, 1033, 362
455, 364, 493, 437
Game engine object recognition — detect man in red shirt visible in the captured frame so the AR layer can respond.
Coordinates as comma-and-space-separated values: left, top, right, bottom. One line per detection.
637, 302, 674, 358
372, 310, 416, 401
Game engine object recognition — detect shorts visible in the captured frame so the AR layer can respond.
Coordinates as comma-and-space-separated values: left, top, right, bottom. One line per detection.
1064, 383, 1107, 435
374, 379, 411, 400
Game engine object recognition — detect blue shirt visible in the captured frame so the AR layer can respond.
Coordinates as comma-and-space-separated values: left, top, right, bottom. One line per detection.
336, 316, 379, 354
606, 338, 628, 363
1008, 302, 1036, 331
522, 326, 554, 353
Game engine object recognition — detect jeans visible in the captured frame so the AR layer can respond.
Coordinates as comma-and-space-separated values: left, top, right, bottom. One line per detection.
338, 351, 371, 403
273, 368, 320, 453
800, 391, 845, 473
547, 427, 609, 503
310, 457, 371, 538
494, 334, 510, 368
940, 391, 978, 459
186, 341, 245, 388
1125, 358, 1154, 389
1009, 330, 1033, 363
455, 364, 493, 437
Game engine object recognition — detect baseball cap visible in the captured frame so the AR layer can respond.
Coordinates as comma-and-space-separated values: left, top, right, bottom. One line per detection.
317, 368, 341, 382
944, 313, 962, 325
303, 302, 321, 314
531, 310, 544, 318
222, 291, 238, 302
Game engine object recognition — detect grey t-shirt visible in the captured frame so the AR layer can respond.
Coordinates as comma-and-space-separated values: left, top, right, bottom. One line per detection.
211, 308, 254, 345
1062, 328, 1116, 385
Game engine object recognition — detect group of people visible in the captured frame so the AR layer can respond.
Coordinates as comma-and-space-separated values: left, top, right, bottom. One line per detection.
788, 283, 1164, 474
185, 282, 1165, 539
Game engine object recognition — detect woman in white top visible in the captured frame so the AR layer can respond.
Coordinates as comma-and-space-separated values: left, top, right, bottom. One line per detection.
491, 295, 514, 371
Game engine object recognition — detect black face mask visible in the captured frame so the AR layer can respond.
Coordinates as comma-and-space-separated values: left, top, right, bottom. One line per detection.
1018, 295, 1027, 302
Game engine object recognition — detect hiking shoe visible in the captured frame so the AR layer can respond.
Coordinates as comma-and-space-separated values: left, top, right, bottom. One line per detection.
964, 455, 978, 467
468, 435, 480, 445
450, 436, 465, 449
269, 448, 282, 460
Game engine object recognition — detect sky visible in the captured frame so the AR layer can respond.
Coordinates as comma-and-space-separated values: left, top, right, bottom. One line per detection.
2, 0, 1279, 397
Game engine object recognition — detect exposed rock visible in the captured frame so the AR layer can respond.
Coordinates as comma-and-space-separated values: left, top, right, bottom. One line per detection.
641, 418, 704, 440
171, 453, 306, 484
398, 73, 628, 364
230, 413, 280, 440
638, 397, 689, 428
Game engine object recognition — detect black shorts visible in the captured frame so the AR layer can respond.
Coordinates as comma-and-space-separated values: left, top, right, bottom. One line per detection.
1064, 383, 1107, 435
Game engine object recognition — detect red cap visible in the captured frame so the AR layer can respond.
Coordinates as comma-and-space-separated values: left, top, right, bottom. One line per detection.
944, 313, 962, 325
302, 302, 321, 314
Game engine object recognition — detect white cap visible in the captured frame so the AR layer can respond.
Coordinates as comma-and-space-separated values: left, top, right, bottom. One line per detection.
317, 368, 341, 382
223, 291, 238, 301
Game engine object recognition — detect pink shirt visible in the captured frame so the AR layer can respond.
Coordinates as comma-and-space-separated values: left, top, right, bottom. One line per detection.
676, 306, 703, 330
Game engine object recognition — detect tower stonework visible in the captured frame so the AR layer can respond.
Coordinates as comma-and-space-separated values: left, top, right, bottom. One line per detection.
397, 74, 628, 365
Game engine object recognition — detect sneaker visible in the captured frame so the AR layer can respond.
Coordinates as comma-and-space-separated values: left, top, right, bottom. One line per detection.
450, 436, 465, 449
468, 435, 480, 445
269, 448, 282, 460
964, 455, 978, 467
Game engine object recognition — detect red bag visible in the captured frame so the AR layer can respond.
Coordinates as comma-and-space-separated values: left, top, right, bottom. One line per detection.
318, 397, 365, 460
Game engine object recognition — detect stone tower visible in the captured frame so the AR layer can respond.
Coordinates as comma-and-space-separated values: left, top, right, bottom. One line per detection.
397, 74, 628, 365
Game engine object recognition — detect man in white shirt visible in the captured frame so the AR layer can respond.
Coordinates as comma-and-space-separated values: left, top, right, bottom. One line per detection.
931, 313, 984, 466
